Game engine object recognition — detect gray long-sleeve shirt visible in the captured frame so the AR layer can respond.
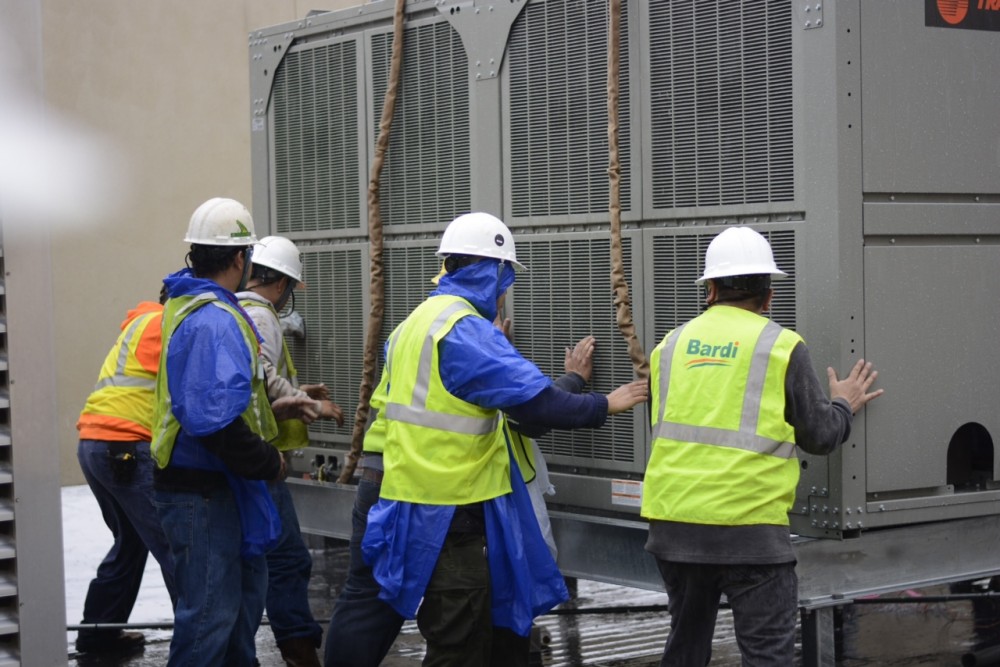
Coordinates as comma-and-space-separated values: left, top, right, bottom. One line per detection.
645, 342, 853, 565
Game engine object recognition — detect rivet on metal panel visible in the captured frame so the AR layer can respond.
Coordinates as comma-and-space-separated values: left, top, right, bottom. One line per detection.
822, 506, 828, 514
890, 195, 895, 201
811, 520, 818, 527
833, 507, 839, 514
846, 522, 853, 529
858, 522, 864, 528
857, 507, 863, 514
879, 504, 885, 511
810, 486, 817, 494
801, 506, 808, 513
821, 488, 828, 495
822, 521, 829, 528
489, 70, 495, 77
846, 508, 852, 515
832, 522, 839, 529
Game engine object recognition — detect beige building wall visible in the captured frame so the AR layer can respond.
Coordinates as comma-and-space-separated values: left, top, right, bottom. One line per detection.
35, 0, 358, 485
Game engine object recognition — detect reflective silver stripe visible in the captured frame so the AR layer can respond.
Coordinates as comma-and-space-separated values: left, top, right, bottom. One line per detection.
654, 324, 688, 427
385, 299, 499, 435
93, 315, 154, 391
740, 321, 783, 434
411, 301, 476, 410
653, 421, 797, 459
652, 319, 795, 459
384, 403, 499, 435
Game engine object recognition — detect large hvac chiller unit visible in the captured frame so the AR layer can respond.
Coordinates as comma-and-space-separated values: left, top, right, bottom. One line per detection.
248, 0, 1000, 556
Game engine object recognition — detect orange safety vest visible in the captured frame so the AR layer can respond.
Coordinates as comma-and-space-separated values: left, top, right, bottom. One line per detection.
77, 302, 163, 442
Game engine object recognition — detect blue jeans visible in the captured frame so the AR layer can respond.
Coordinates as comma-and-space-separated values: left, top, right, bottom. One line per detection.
324, 475, 405, 667
154, 485, 267, 667
655, 559, 798, 667
266, 479, 322, 646
77, 440, 176, 635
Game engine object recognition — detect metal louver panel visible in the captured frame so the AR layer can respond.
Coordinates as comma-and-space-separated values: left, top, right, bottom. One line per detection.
649, 1, 793, 208
371, 23, 470, 227
272, 40, 360, 233
287, 247, 365, 440
512, 235, 640, 469
378, 243, 442, 349
508, 0, 632, 218
649, 227, 797, 343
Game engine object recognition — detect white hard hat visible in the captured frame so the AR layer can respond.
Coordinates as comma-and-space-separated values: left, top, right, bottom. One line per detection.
696, 226, 787, 284
184, 197, 257, 246
252, 235, 303, 283
436, 212, 526, 271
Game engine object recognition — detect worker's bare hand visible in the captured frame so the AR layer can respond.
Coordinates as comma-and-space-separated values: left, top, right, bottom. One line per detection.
493, 316, 513, 342
828, 359, 884, 414
606, 379, 648, 415
319, 400, 345, 426
274, 454, 287, 482
301, 383, 330, 400
565, 335, 595, 383
272, 395, 321, 424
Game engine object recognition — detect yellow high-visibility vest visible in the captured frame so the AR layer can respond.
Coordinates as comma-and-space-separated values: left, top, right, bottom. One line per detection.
151, 293, 277, 468
380, 295, 510, 505
240, 298, 309, 452
77, 303, 162, 442
641, 306, 802, 526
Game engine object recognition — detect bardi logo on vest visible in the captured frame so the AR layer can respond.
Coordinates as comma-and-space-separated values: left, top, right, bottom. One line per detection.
684, 339, 739, 368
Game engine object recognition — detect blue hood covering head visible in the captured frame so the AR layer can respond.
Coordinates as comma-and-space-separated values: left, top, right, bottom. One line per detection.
431, 259, 516, 322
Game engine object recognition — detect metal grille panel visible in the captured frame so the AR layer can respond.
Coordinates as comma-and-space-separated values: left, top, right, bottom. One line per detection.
371, 23, 470, 227
648, 1, 793, 208
272, 40, 360, 233
507, 0, 632, 218
649, 228, 796, 343
512, 235, 639, 467
287, 248, 365, 440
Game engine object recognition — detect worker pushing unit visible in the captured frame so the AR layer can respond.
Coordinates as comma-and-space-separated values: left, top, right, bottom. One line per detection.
641, 226, 884, 666
353, 211, 647, 666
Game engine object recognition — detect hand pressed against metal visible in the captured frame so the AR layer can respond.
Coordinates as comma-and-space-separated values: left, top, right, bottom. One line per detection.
564, 335, 595, 382
827, 358, 884, 414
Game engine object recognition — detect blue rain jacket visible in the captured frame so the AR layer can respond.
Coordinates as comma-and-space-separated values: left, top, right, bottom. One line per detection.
361, 259, 569, 635
162, 268, 281, 558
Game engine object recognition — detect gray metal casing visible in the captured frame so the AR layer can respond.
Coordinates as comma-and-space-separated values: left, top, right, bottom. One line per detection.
249, 0, 1000, 539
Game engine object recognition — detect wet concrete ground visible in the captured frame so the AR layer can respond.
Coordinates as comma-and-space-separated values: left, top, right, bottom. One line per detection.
63, 485, 1000, 665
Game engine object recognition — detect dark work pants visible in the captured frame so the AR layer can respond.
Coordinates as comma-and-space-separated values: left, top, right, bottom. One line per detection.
77, 440, 176, 642
655, 559, 798, 667
417, 532, 491, 667
324, 475, 405, 667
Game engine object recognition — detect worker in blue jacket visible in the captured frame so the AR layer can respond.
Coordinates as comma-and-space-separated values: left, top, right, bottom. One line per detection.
360, 212, 648, 666
150, 197, 317, 666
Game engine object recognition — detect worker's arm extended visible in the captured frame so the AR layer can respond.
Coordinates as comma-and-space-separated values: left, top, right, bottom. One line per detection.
784, 343, 853, 456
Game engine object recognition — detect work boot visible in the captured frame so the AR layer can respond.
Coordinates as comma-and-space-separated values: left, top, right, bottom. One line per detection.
277, 636, 321, 667
75, 630, 145, 655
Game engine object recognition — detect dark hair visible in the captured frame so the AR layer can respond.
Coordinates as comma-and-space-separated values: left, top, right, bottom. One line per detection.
443, 254, 482, 274
712, 274, 771, 309
187, 244, 245, 278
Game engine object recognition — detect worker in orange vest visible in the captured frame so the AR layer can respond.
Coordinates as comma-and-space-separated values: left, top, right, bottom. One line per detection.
75, 286, 175, 657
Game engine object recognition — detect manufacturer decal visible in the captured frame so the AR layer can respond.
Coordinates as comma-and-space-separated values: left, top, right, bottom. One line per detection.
926, 0, 1000, 31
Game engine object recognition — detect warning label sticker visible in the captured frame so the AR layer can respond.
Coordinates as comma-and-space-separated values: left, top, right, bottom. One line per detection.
611, 479, 643, 508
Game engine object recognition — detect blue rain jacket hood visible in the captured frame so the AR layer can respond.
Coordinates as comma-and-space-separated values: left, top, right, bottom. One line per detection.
161, 268, 280, 558
432, 258, 516, 323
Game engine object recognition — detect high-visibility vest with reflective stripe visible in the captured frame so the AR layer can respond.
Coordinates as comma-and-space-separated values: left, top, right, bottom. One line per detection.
77, 303, 163, 441
641, 306, 802, 527
151, 292, 277, 469
362, 367, 389, 455
506, 419, 537, 484
240, 298, 309, 452
380, 295, 509, 505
